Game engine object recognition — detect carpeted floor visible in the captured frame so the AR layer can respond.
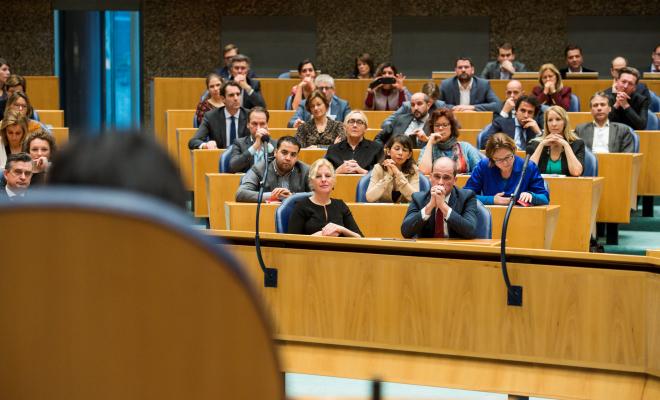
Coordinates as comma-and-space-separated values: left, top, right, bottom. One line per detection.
602, 202, 660, 255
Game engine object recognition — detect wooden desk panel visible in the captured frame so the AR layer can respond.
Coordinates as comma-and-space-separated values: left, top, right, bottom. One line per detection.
25, 76, 60, 110
50, 127, 69, 146
177, 128, 198, 190
152, 77, 205, 147
192, 149, 223, 218
166, 110, 195, 163
597, 153, 643, 223
637, 130, 660, 196
36, 110, 64, 128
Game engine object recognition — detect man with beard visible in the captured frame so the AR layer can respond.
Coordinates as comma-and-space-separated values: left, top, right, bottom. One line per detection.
439, 57, 500, 112
374, 92, 433, 148
235, 136, 310, 203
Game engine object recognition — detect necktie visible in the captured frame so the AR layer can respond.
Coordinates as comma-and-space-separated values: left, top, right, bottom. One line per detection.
229, 115, 237, 146
434, 208, 445, 238
514, 125, 523, 149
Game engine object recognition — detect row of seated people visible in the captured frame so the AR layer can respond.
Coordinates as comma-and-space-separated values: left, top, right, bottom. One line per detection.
0, 129, 56, 199
194, 46, 657, 132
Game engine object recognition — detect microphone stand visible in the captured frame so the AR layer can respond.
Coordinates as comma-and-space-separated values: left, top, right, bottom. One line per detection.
500, 154, 531, 306
255, 136, 278, 287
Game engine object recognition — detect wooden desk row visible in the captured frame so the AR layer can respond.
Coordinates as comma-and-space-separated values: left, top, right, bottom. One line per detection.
24, 76, 60, 110
216, 229, 660, 400
36, 110, 64, 128
152, 76, 660, 145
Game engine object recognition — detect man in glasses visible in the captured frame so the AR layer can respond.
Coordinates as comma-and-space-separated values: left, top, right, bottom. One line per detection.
288, 74, 351, 128
325, 111, 383, 174
401, 157, 478, 239
1, 153, 33, 201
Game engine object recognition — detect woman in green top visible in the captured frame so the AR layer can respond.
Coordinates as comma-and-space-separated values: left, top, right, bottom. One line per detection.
526, 105, 584, 176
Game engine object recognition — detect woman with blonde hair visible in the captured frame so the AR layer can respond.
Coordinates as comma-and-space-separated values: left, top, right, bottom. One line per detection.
0, 110, 29, 168
532, 63, 572, 110
526, 105, 584, 176
287, 158, 363, 237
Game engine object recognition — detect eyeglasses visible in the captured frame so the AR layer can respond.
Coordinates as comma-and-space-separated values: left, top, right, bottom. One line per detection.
430, 173, 454, 181
317, 86, 334, 91
433, 123, 450, 129
9, 168, 32, 178
492, 154, 514, 164
346, 119, 366, 126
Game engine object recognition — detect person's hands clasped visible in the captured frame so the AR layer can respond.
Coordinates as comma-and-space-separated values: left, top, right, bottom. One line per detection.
204, 140, 218, 149
320, 222, 344, 237
615, 91, 630, 109
270, 187, 292, 201
254, 127, 269, 146
543, 80, 556, 95
381, 159, 400, 176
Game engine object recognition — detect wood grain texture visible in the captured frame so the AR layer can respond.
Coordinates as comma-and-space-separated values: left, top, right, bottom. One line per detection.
165, 109, 195, 163
36, 110, 64, 128
177, 128, 197, 190
152, 78, 205, 146
192, 149, 223, 218
596, 153, 643, 223
207, 173, 243, 229
50, 127, 69, 146
25, 76, 60, 109
637, 130, 660, 196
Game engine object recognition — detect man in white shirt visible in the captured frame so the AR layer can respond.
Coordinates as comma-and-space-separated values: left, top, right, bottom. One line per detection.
1, 153, 33, 201
439, 57, 500, 112
574, 92, 635, 153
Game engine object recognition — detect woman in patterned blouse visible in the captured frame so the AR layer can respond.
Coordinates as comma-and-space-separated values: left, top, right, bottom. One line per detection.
295, 90, 345, 148
194, 73, 224, 126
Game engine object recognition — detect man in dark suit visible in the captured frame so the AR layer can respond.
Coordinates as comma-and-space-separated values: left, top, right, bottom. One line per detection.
374, 92, 432, 148
188, 81, 249, 149
480, 96, 542, 150
480, 42, 526, 80
604, 67, 649, 131
575, 92, 635, 153
401, 157, 479, 239
0, 153, 33, 201
559, 44, 596, 79
227, 54, 265, 109
440, 57, 500, 112
215, 44, 256, 81
228, 107, 274, 173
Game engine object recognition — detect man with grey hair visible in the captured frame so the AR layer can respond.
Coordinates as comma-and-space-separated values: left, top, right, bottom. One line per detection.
288, 74, 351, 128
574, 92, 634, 153
228, 54, 265, 109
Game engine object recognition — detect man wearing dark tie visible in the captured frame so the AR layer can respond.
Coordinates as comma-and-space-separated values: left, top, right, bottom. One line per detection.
480, 95, 542, 150
401, 157, 479, 239
188, 81, 249, 149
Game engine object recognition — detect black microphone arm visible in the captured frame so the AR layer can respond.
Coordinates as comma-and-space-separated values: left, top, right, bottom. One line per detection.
255, 139, 278, 288
500, 153, 531, 306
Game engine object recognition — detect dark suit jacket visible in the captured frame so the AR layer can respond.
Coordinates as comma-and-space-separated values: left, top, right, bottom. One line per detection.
574, 121, 635, 153
480, 60, 526, 79
228, 135, 274, 173
525, 138, 585, 176
559, 66, 596, 79
604, 88, 649, 130
439, 76, 500, 112
401, 187, 479, 239
233, 77, 266, 109
188, 106, 250, 149
481, 116, 538, 150
374, 113, 430, 148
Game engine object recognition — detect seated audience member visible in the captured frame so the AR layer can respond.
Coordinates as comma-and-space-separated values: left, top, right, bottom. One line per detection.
401, 157, 478, 239
226, 54, 265, 109
366, 134, 419, 203
651, 44, 660, 73
0, 152, 33, 200
496, 79, 524, 119
418, 108, 481, 174
559, 44, 596, 78
235, 136, 310, 203
365, 62, 411, 111
465, 133, 549, 205
228, 107, 274, 173
3, 92, 45, 132
215, 44, 256, 81
480, 42, 526, 80
440, 57, 500, 112
325, 111, 382, 174
5, 74, 26, 97
0, 110, 29, 168
48, 133, 187, 208
288, 158, 363, 237
22, 129, 55, 185
604, 67, 649, 130
195, 73, 224, 127
188, 81, 249, 149
0, 58, 9, 101
295, 90, 346, 148
375, 92, 432, 148
353, 53, 374, 79
481, 96, 542, 150
288, 74, 351, 128
610, 57, 651, 101
575, 92, 634, 153
381, 81, 447, 128
526, 106, 584, 176
532, 64, 572, 111
289, 59, 317, 110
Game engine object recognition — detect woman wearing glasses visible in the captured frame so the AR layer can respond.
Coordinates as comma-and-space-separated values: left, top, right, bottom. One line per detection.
3, 92, 44, 133
464, 133, 549, 206
418, 108, 482, 175
325, 111, 382, 174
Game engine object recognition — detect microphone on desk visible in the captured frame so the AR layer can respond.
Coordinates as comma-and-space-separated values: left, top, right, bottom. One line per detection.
499, 153, 531, 307
255, 142, 278, 288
